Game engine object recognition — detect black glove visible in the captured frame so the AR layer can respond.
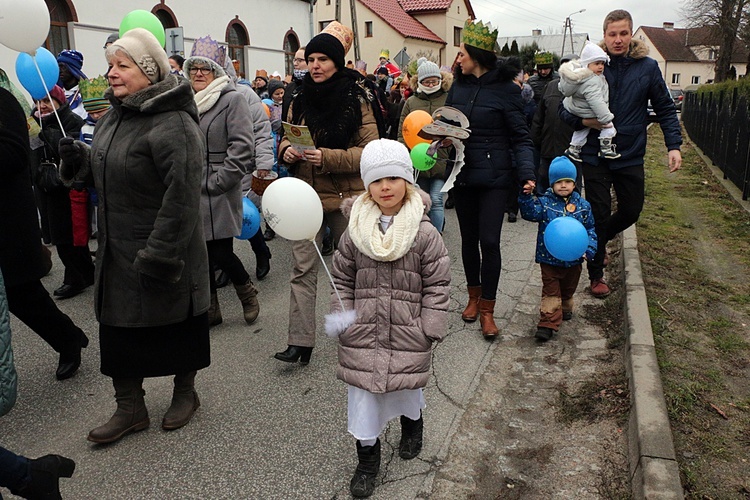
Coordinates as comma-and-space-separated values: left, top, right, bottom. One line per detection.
58, 137, 82, 166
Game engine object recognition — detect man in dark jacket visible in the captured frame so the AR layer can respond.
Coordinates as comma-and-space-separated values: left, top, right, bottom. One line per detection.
527, 51, 557, 105
0, 87, 88, 380
560, 9, 682, 298
530, 53, 577, 193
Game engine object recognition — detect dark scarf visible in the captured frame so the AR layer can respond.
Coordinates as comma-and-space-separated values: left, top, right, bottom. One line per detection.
292, 69, 366, 150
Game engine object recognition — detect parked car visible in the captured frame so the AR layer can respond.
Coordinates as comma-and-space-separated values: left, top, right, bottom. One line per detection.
670, 89, 684, 111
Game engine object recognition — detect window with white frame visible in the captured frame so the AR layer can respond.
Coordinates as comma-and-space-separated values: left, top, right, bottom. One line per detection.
691, 75, 700, 85
708, 49, 717, 60
671, 73, 680, 85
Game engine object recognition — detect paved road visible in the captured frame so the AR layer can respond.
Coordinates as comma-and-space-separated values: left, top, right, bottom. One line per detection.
2, 207, 624, 499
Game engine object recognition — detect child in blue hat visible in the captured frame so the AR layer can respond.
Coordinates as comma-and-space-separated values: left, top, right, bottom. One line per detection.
519, 156, 597, 341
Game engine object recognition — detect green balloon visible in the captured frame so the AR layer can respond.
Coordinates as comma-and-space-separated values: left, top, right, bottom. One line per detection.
119, 10, 166, 47
410, 142, 438, 171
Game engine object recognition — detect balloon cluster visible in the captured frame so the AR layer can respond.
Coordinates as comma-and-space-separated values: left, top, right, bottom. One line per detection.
401, 110, 437, 172
4, 6, 167, 102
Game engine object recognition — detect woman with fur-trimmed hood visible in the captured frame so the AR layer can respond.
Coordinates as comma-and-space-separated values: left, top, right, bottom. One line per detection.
397, 58, 453, 232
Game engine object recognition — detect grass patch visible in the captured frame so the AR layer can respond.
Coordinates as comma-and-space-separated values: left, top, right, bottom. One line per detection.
638, 124, 750, 496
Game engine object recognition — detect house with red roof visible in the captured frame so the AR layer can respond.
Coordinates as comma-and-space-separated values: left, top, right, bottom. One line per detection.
634, 22, 748, 89
315, 0, 475, 73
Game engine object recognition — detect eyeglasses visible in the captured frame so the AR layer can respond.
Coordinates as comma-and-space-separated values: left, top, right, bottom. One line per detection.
420, 78, 441, 87
293, 58, 306, 64
189, 67, 212, 76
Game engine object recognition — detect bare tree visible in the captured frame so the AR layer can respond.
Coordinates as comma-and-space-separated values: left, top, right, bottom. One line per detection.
682, 0, 748, 82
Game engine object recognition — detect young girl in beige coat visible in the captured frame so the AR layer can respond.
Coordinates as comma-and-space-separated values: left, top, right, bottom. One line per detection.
327, 139, 451, 498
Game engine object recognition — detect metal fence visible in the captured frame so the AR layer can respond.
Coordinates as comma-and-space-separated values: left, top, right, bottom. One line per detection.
682, 89, 750, 199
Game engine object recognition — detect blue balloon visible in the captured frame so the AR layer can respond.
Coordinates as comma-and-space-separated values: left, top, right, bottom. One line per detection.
237, 197, 261, 240
15, 47, 59, 100
543, 217, 589, 262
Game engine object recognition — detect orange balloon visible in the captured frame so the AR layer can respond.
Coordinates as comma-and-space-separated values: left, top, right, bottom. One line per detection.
402, 110, 432, 149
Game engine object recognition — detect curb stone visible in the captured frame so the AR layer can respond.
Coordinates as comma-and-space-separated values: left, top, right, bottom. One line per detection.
622, 225, 683, 498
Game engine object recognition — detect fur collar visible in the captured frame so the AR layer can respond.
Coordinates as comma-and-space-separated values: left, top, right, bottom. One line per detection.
107, 74, 199, 122
598, 38, 649, 60
409, 71, 454, 96
558, 61, 595, 83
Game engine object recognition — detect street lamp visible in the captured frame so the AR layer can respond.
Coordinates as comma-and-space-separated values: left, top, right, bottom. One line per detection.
561, 9, 586, 56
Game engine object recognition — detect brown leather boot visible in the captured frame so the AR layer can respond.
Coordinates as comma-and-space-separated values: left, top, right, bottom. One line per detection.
479, 298, 499, 339
88, 378, 149, 444
234, 279, 260, 324
162, 371, 200, 430
461, 286, 482, 322
208, 292, 222, 326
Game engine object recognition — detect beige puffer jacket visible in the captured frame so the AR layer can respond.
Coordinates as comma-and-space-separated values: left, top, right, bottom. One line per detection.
331, 189, 451, 393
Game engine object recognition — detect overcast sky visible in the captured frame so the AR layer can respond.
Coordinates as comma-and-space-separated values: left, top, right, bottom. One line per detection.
472, 0, 687, 42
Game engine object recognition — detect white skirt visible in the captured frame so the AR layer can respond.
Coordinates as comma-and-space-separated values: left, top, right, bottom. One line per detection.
347, 385, 426, 441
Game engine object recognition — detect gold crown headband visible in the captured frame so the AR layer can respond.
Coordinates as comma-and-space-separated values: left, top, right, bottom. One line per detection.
462, 19, 498, 53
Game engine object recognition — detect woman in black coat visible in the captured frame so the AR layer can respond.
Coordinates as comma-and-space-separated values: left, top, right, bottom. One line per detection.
445, 34, 536, 340
31, 85, 94, 299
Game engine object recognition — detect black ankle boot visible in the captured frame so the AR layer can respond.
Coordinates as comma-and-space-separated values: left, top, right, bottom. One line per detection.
255, 248, 271, 280
399, 414, 424, 459
11, 454, 76, 499
56, 330, 89, 380
274, 345, 313, 365
350, 439, 381, 498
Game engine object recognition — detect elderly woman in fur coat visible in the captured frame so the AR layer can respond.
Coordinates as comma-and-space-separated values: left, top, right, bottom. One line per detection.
59, 28, 210, 444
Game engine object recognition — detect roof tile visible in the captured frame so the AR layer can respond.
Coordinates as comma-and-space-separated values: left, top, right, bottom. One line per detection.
359, 0, 446, 44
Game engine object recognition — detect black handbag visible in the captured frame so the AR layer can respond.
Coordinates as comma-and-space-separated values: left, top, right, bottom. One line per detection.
37, 143, 63, 193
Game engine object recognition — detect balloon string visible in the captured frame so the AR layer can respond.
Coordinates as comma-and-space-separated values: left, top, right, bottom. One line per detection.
313, 240, 345, 312
32, 56, 67, 136
413, 168, 419, 183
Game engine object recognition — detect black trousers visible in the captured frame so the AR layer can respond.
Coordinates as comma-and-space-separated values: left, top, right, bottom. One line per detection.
206, 237, 250, 292
5, 280, 84, 355
581, 162, 645, 280
56, 243, 94, 288
454, 187, 509, 300
247, 227, 270, 259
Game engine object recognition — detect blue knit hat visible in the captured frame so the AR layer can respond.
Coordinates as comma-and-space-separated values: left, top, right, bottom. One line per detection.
549, 156, 577, 185
57, 50, 87, 80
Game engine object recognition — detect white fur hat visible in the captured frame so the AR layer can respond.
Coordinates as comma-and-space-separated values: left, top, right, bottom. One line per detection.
109, 28, 170, 84
579, 41, 610, 67
360, 139, 414, 188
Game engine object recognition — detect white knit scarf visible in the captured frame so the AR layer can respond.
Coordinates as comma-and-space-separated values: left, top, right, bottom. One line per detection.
348, 189, 424, 262
194, 75, 230, 114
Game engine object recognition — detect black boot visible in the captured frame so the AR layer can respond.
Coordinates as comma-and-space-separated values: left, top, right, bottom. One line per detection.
274, 345, 313, 365
255, 248, 271, 281
263, 224, 275, 241
350, 439, 381, 498
399, 414, 423, 459
321, 227, 334, 256
10, 454, 76, 500
56, 329, 89, 380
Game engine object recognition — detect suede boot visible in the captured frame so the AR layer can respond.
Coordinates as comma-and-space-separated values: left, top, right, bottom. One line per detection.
10, 454, 76, 500
88, 378, 149, 444
461, 286, 482, 322
479, 298, 499, 339
162, 371, 200, 430
208, 292, 222, 327
399, 414, 424, 459
350, 439, 381, 498
234, 279, 260, 324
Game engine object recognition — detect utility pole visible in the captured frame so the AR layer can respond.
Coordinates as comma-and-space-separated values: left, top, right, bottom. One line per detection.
349, 0, 360, 62
561, 9, 585, 57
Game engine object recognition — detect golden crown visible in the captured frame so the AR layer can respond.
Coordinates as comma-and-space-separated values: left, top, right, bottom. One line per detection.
462, 19, 498, 53
79, 75, 109, 101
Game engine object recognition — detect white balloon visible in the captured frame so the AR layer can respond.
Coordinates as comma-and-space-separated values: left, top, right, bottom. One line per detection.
262, 177, 323, 241
0, 0, 51, 54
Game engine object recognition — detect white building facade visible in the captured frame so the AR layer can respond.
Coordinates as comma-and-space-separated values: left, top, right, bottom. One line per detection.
0, 0, 314, 99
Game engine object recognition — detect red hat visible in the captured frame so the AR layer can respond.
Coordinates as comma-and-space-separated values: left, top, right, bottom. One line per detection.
48, 85, 66, 106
